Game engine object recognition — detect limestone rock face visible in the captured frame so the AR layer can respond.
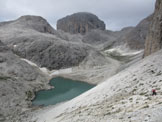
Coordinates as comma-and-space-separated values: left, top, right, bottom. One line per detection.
57, 12, 105, 34
144, 0, 162, 57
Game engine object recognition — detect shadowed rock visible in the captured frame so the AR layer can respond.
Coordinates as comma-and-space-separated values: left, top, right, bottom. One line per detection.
57, 12, 105, 34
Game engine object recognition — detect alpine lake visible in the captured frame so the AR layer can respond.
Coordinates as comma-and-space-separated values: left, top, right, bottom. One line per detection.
32, 77, 95, 106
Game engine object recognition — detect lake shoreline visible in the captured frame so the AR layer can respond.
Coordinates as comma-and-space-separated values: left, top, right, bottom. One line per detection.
32, 77, 96, 106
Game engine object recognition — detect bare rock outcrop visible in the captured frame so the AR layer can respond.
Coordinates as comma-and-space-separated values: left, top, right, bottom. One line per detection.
144, 0, 162, 56
14, 15, 56, 34
57, 12, 105, 34
0, 40, 49, 121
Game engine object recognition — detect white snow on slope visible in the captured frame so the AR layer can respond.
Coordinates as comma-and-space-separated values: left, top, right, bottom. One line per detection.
32, 50, 162, 122
104, 45, 143, 56
21, 58, 72, 76
20, 56, 120, 84
50, 68, 72, 76
21, 58, 38, 67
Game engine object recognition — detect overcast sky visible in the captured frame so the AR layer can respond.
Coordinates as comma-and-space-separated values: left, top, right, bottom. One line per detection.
0, 0, 156, 31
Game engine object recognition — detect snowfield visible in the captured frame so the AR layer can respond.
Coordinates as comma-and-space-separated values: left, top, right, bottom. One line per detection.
21, 58, 73, 76
104, 45, 143, 56
28, 50, 162, 122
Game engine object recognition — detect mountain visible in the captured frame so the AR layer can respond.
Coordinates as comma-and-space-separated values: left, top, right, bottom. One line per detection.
56, 14, 152, 50
0, 15, 56, 34
125, 15, 153, 49
0, 15, 109, 70
0, 15, 116, 121
144, 0, 162, 57
112, 15, 153, 50
0, 3, 158, 121
23, 1, 162, 122
0, 15, 122, 121
57, 12, 105, 34
82, 27, 134, 50
0, 40, 49, 121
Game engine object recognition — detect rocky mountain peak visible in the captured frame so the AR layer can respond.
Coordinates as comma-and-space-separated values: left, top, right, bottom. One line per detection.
57, 12, 105, 34
12, 15, 56, 34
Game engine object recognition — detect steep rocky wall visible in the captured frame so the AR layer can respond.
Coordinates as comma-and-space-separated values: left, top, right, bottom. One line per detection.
57, 12, 105, 34
144, 0, 162, 56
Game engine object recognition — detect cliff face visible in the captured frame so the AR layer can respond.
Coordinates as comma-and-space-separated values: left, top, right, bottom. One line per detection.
144, 0, 162, 56
57, 12, 105, 34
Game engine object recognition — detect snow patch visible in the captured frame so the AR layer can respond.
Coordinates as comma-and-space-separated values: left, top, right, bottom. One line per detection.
105, 46, 143, 56
21, 58, 72, 76
50, 68, 72, 76
13, 45, 17, 48
39, 67, 49, 75
21, 58, 38, 67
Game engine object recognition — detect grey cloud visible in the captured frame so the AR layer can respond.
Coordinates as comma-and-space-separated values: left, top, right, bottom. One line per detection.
0, 0, 156, 30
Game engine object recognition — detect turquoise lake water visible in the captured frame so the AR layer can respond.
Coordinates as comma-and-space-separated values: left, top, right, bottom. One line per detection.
32, 77, 95, 106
